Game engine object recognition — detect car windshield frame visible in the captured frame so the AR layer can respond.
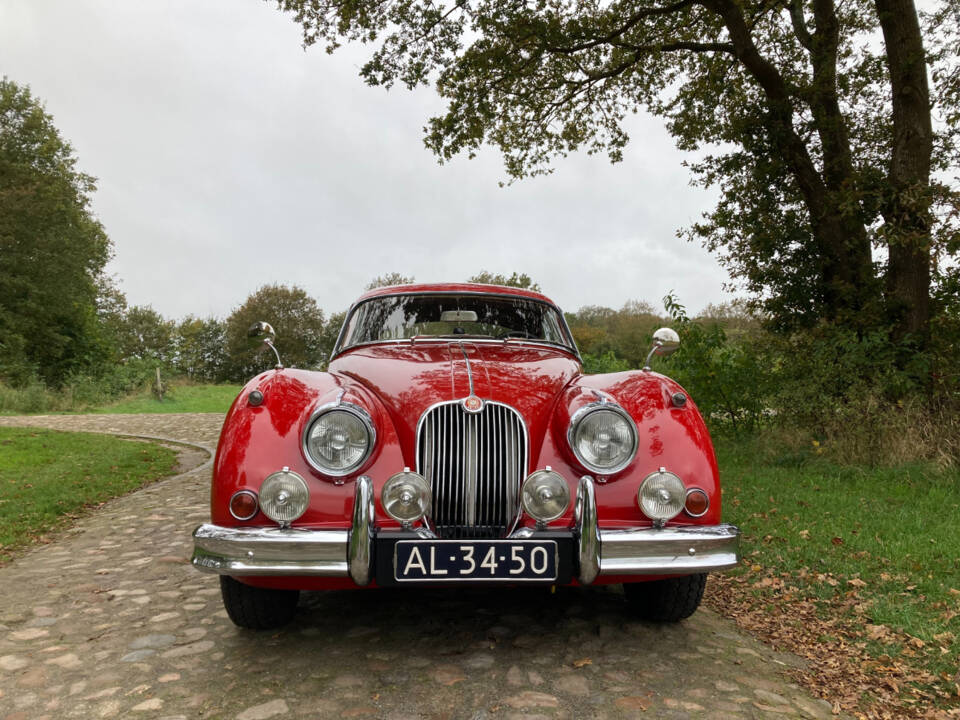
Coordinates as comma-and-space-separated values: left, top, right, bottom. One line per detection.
332, 292, 580, 359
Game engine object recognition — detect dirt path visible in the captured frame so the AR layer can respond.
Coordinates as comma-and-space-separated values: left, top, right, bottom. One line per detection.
0, 414, 838, 719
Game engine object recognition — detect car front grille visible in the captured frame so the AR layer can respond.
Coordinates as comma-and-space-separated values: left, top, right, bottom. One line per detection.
417, 401, 528, 539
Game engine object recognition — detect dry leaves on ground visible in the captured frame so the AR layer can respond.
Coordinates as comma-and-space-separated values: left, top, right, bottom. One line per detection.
705, 572, 960, 720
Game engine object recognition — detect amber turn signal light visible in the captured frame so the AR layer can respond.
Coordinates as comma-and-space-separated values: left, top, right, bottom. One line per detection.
684, 488, 709, 517
229, 490, 259, 521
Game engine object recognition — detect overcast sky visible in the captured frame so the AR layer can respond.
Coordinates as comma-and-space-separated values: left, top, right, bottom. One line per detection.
1, 0, 734, 320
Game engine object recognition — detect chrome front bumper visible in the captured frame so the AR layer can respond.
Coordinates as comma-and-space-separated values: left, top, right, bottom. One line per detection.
191, 476, 740, 585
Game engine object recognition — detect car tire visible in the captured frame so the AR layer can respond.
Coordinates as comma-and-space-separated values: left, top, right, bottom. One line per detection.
219, 576, 300, 629
622, 573, 707, 622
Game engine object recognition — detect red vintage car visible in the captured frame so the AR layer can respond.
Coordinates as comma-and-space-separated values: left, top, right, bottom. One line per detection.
192, 283, 740, 628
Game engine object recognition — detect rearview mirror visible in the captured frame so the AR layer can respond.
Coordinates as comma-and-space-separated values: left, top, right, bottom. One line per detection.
440, 310, 478, 323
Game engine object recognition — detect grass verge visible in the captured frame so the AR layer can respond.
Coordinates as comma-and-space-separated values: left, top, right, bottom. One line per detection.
0, 427, 179, 564
708, 434, 960, 718
90, 382, 241, 414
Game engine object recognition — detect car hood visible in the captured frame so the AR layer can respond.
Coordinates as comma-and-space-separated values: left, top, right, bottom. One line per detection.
328, 341, 581, 463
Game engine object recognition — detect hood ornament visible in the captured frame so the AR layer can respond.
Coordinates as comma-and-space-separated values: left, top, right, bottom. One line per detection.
462, 395, 484, 413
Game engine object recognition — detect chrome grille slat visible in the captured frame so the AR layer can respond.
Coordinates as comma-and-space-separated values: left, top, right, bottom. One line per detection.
417, 401, 527, 539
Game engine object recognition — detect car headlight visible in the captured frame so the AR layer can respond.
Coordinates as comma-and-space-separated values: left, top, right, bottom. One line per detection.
382, 470, 431, 524
521, 468, 570, 522
638, 469, 685, 525
260, 469, 310, 525
568, 404, 638, 474
302, 403, 375, 476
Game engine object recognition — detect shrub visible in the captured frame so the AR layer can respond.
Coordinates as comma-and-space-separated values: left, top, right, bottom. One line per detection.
580, 350, 632, 374
661, 294, 769, 434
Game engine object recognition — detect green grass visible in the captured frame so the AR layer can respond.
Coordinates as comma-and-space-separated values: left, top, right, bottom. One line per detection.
0, 427, 179, 562
717, 435, 960, 701
90, 383, 241, 414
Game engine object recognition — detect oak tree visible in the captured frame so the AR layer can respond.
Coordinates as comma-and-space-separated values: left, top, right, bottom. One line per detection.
274, 0, 959, 344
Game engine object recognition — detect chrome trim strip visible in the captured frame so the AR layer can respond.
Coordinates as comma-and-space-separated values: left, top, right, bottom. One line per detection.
575, 476, 600, 584
191, 524, 350, 576
301, 401, 376, 478
598, 524, 741, 576
567, 402, 639, 476
349, 476, 374, 585
458, 342, 475, 397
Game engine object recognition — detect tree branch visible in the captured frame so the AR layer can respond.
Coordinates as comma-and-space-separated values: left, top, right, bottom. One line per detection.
545, 0, 696, 54
789, 0, 814, 50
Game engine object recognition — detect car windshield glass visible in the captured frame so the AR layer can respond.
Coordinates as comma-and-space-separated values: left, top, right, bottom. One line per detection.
340, 294, 572, 350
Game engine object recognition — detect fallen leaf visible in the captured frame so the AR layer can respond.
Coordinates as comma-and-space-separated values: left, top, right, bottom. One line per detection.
847, 578, 867, 588
572, 658, 592, 668
831, 537, 843, 546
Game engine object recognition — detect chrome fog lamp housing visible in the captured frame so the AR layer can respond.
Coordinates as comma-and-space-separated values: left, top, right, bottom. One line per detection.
382, 470, 431, 525
568, 404, 638, 475
260, 469, 310, 526
303, 403, 375, 477
638, 468, 686, 526
521, 468, 570, 523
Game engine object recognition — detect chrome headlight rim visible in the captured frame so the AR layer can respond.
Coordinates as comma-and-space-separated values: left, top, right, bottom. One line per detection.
301, 401, 376, 477
567, 403, 639, 475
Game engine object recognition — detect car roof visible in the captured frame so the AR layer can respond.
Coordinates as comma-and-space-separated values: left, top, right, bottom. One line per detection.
355, 282, 558, 306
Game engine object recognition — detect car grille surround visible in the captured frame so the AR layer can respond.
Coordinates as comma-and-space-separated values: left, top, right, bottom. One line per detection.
416, 401, 528, 539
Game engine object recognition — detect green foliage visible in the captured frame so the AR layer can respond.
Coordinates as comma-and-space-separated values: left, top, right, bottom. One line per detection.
365, 273, 416, 290
566, 300, 661, 368
0, 428, 178, 562
275, 0, 959, 344
113, 305, 175, 363
661, 293, 769, 434
718, 436, 960, 696
580, 350, 631, 375
91, 382, 242, 415
223, 284, 329, 381
0, 78, 113, 386
466, 271, 541, 292
174, 316, 228, 382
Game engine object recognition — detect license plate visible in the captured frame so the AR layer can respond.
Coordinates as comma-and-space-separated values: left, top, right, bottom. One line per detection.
394, 540, 558, 582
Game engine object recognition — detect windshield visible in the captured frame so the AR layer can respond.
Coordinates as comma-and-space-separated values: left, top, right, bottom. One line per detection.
339, 294, 574, 351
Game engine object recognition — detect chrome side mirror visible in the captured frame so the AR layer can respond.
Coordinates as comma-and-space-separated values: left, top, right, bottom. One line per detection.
643, 327, 680, 371
247, 321, 283, 369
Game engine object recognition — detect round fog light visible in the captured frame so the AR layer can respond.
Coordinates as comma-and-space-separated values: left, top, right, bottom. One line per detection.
638, 469, 685, 524
521, 469, 570, 523
382, 470, 431, 524
260, 470, 310, 525
229, 490, 259, 520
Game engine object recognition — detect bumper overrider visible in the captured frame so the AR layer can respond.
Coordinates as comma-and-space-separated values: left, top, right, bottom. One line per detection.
191, 477, 741, 585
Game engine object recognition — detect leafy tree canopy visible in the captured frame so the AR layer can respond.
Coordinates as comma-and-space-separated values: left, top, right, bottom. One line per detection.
0, 78, 113, 385
365, 273, 416, 290
467, 271, 541, 291
224, 284, 329, 380
275, 0, 960, 347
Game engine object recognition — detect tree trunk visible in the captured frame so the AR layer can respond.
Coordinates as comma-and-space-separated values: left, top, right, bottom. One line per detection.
875, 0, 933, 341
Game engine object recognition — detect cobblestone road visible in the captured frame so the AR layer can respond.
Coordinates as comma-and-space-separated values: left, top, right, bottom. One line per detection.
0, 414, 838, 719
